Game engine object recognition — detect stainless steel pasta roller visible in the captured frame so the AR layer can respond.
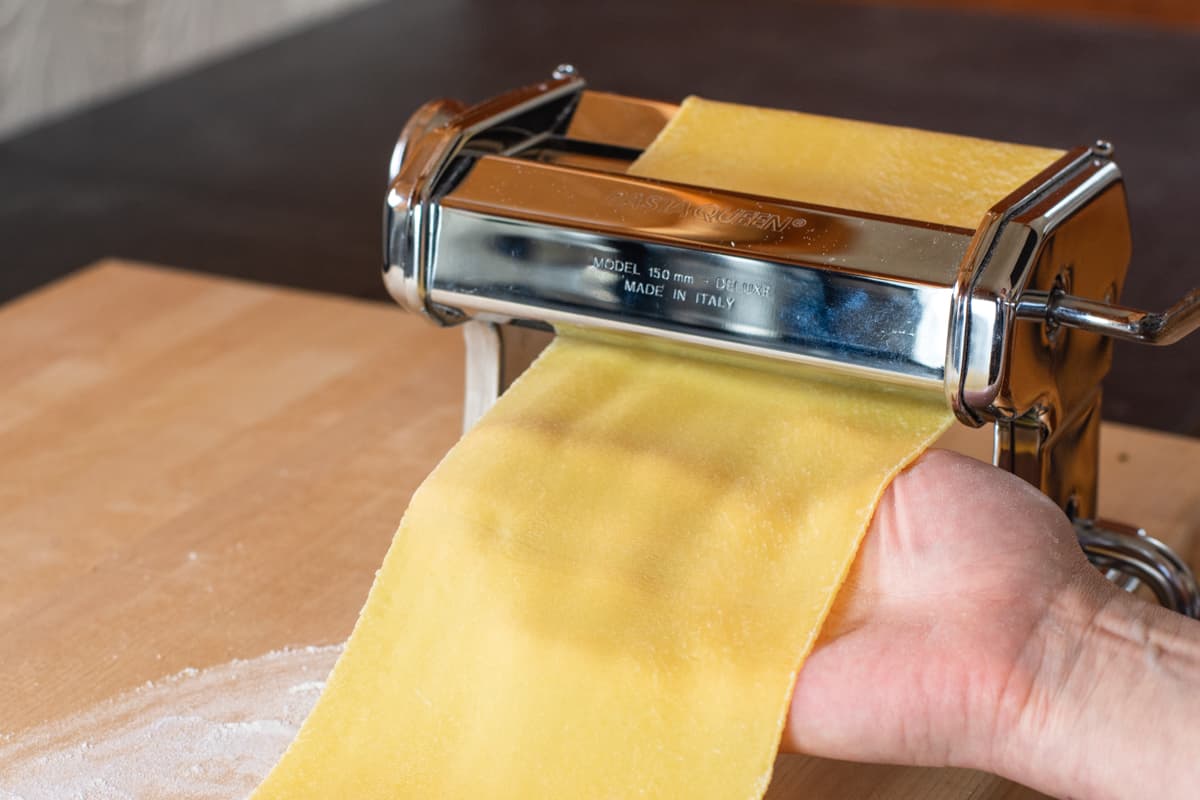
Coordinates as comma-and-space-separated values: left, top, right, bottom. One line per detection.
383, 66, 1200, 616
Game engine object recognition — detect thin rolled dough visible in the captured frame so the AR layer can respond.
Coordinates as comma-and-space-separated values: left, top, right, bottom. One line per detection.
251, 98, 1061, 798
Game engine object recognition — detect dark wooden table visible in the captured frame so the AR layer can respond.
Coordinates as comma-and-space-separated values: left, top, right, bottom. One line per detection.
2, 0, 1197, 434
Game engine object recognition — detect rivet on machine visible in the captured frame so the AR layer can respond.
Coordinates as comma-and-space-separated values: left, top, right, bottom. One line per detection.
383, 66, 1200, 617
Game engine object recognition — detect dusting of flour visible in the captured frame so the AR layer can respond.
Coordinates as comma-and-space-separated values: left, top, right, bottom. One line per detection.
0, 645, 342, 800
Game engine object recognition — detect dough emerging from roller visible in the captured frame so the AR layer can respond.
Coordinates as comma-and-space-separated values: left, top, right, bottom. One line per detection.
252, 98, 1062, 798
631, 96, 1063, 230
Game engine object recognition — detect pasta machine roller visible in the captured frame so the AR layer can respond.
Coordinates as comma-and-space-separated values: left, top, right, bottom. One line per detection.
383, 66, 1200, 616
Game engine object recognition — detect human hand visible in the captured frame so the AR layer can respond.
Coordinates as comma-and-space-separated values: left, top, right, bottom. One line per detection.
782, 448, 1100, 768
781, 448, 1200, 798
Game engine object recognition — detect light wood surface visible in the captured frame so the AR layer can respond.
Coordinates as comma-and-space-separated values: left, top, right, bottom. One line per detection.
2, 261, 1197, 798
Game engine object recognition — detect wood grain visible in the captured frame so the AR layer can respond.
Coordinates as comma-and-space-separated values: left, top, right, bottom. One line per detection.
2, 261, 1197, 797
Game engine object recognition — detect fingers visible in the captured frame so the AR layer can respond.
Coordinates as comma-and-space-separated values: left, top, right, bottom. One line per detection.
782, 448, 1095, 768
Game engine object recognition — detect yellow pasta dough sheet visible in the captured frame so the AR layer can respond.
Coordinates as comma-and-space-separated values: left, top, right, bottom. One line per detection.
631, 96, 1063, 229
252, 97, 1062, 799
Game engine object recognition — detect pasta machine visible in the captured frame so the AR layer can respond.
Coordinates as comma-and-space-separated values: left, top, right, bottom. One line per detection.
383, 66, 1200, 616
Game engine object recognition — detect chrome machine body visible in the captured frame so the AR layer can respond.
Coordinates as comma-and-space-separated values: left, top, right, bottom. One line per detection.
384, 67, 1200, 615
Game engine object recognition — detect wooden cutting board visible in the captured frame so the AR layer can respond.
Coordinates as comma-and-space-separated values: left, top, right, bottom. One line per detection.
2, 260, 1197, 798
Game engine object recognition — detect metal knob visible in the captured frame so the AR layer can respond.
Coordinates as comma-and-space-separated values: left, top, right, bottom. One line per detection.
1076, 519, 1200, 618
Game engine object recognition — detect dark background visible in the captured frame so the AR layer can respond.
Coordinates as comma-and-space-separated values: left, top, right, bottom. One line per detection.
1, 0, 1197, 435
